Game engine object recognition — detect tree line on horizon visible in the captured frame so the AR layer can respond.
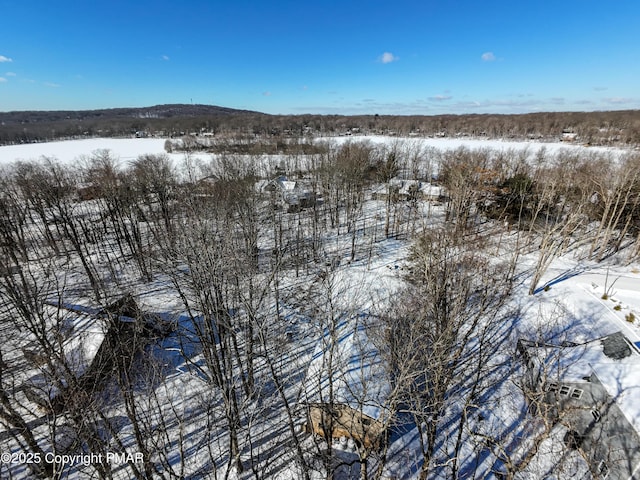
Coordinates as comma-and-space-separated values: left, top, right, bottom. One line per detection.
1, 106, 640, 146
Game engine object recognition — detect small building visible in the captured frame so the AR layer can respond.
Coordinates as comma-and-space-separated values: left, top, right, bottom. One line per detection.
263, 175, 316, 212
371, 178, 444, 203
302, 316, 391, 450
518, 332, 640, 480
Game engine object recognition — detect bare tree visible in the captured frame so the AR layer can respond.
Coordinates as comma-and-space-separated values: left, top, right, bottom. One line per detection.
527, 155, 587, 294
130, 154, 177, 244
588, 153, 640, 260
381, 224, 515, 478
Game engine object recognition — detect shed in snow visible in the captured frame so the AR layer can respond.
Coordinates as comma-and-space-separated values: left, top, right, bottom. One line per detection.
301, 316, 392, 450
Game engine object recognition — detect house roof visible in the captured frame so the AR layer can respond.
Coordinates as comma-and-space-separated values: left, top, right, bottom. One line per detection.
525, 331, 640, 435
303, 315, 391, 421
263, 175, 296, 192
280, 180, 297, 191
24, 305, 109, 396
262, 175, 314, 205
42, 295, 152, 381
371, 178, 443, 198
58, 310, 108, 379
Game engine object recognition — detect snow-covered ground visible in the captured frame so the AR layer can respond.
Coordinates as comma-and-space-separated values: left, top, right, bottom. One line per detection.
523, 257, 640, 343
1, 135, 640, 479
4, 135, 629, 329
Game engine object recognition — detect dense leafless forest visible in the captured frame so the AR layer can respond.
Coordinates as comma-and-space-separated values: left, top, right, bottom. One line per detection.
2, 105, 640, 146
1, 124, 640, 479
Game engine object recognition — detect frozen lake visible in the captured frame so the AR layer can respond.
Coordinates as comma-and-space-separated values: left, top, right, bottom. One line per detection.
0, 135, 630, 167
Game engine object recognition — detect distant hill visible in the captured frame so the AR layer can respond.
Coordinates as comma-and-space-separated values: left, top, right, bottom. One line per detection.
0, 104, 265, 125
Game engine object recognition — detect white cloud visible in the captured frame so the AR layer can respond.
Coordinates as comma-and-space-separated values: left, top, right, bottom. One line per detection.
481, 52, 496, 62
0, 77, 7, 83
0, 55, 13, 63
162, 55, 170, 61
44, 82, 60, 88
6, 72, 16, 76
429, 95, 453, 101
292, 94, 640, 115
604, 97, 633, 104
378, 52, 399, 64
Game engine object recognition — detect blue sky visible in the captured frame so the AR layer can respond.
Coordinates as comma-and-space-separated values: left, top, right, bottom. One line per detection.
1, 0, 639, 115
